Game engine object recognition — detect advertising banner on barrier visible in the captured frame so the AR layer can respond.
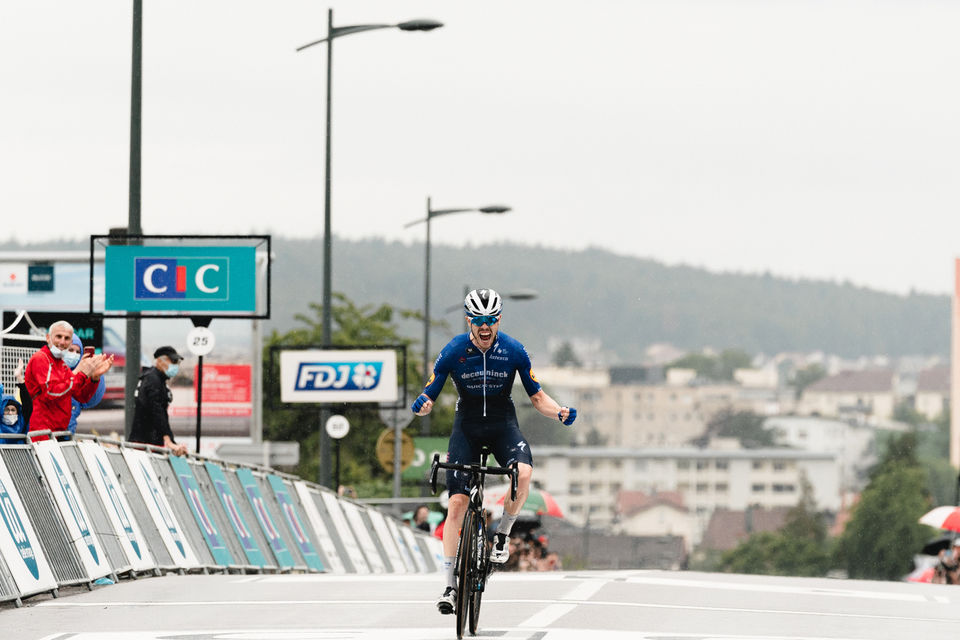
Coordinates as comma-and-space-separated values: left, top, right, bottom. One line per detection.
380, 513, 418, 573
366, 509, 410, 573
76, 442, 154, 572
0, 455, 56, 595
33, 441, 111, 581
398, 525, 431, 573
317, 491, 370, 574
235, 468, 295, 569
265, 475, 323, 572
121, 448, 202, 569
168, 457, 234, 567
292, 482, 346, 574
338, 499, 388, 573
279, 349, 398, 404
204, 462, 266, 568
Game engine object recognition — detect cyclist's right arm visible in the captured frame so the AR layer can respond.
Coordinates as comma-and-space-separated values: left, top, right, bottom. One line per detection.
411, 351, 452, 416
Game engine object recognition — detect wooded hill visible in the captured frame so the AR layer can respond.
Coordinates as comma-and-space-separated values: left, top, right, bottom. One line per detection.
2, 238, 948, 363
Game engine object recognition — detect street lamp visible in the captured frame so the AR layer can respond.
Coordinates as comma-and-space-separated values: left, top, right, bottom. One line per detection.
404, 197, 511, 434
297, 10, 442, 487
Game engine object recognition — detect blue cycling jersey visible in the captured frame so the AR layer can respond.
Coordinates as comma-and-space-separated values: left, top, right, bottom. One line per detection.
421, 332, 541, 419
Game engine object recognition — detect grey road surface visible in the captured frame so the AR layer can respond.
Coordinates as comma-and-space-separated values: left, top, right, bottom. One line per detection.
4, 570, 960, 640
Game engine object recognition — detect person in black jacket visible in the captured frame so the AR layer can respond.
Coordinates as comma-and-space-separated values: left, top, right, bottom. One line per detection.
129, 346, 188, 456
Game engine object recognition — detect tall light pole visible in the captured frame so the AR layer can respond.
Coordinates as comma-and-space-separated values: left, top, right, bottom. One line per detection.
297, 10, 442, 488
404, 197, 510, 435
124, 0, 143, 440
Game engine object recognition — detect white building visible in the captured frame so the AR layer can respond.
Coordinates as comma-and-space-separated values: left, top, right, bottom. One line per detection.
764, 415, 875, 494
533, 445, 840, 545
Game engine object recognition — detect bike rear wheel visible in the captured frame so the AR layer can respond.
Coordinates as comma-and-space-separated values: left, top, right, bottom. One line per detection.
455, 508, 477, 639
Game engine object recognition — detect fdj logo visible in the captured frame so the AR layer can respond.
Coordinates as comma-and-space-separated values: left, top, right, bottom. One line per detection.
295, 362, 383, 391
135, 258, 228, 301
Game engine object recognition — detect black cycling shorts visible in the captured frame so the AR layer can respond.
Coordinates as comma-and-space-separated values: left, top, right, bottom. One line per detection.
445, 411, 533, 496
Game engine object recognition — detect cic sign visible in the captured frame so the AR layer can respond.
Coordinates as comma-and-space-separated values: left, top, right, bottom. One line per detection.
280, 349, 399, 404
104, 246, 256, 312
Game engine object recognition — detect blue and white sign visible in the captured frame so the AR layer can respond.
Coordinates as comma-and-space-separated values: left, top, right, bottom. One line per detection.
204, 463, 267, 568
169, 456, 233, 567
77, 441, 154, 572
0, 454, 56, 594
34, 441, 111, 580
266, 475, 323, 572
280, 349, 398, 404
104, 246, 256, 312
122, 448, 201, 570
236, 468, 295, 569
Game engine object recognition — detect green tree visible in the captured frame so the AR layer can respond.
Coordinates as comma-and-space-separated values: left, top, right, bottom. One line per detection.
717, 476, 831, 577
551, 341, 582, 367
262, 293, 453, 492
694, 409, 776, 448
835, 432, 934, 580
892, 400, 925, 427
667, 348, 751, 381
790, 363, 826, 400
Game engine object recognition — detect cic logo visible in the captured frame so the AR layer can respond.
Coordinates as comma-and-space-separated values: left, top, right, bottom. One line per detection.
135, 258, 228, 301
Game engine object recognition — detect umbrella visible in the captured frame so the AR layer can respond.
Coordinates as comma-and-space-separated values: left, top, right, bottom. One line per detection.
919, 506, 960, 532
484, 485, 564, 518
921, 533, 957, 556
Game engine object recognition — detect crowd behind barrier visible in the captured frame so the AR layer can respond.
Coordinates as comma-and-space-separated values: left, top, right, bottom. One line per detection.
0, 432, 443, 607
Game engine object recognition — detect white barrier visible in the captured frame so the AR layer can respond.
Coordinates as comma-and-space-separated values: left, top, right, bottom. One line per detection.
338, 499, 388, 574
121, 448, 202, 570
367, 508, 410, 573
34, 441, 111, 582
76, 441, 156, 573
292, 481, 346, 574
318, 491, 371, 574
0, 451, 57, 598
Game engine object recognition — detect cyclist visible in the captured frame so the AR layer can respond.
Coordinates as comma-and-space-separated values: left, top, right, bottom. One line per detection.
411, 288, 577, 614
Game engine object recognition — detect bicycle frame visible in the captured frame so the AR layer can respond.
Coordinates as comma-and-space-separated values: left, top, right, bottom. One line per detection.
430, 450, 518, 638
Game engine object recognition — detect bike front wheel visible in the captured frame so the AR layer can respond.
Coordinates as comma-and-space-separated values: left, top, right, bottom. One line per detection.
468, 515, 487, 635
455, 508, 478, 639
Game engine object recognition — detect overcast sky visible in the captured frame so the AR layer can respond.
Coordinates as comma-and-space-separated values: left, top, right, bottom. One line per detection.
3, 0, 959, 296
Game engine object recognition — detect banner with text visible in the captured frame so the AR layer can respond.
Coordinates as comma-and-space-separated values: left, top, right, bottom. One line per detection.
279, 349, 398, 404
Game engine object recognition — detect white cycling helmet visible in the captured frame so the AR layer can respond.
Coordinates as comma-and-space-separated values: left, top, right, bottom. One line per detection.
464, 288, 502, 317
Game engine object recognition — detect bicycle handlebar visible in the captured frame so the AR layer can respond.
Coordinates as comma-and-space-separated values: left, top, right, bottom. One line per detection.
430, 453, 518, 502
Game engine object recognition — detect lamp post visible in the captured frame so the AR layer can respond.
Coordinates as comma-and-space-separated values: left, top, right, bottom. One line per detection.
404, 197, 511, 435
297, 10, 442, 487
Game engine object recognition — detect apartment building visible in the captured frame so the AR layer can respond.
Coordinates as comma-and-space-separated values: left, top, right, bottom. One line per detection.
533, 446, 839, 544
796, 369, 896, 421
915, 365, 950, 420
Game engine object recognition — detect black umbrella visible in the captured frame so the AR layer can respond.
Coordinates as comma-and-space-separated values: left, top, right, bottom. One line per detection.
921, 533, 956, 555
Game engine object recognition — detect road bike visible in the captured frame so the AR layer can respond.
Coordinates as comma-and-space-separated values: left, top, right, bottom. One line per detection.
431, 447, 518, 639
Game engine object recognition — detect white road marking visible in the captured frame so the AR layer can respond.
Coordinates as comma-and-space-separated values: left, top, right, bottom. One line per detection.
31, 629, 918, 640
560, 578, 606, 601
518, 603, 577, 627
624, 575, 929, 602
35, 597, 958, 624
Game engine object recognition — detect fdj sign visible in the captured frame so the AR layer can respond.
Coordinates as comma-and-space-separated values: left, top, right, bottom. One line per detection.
280, 349, 398, 404
105, 246, 255, 312
296, 362, 384, 392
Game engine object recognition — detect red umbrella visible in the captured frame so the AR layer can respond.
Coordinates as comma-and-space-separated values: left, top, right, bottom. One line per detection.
919, 506, 960, 532
484, 486, 564, 518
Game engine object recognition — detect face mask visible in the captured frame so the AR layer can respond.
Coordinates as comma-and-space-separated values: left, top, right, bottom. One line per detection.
2, 414, 17, 427
48, 343, 64, 359
165, 364, 179, 379
63, 351, 81, 368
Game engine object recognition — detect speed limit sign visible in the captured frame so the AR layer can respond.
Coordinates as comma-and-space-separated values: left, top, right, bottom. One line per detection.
186, 326, 215, 357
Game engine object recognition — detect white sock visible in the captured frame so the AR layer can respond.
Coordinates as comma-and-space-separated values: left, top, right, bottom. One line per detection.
496, 512, 518, 537
444, 557, 455, 589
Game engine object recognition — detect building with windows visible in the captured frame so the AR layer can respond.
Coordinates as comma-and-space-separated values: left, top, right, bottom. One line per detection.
796, 369, 896, 421
532, 445, 839, 546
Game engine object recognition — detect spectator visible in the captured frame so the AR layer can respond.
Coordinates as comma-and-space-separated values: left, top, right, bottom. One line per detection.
24, 320, 113, 441
0, 385, 27, 443
129, 346, 187, 456
64, 334, 107, 440
413, 504, 432, 533
12, 359, 31, 429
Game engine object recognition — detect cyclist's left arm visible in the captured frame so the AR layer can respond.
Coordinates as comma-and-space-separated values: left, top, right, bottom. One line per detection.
529, 390, 576, 425
517, 344, 576, 426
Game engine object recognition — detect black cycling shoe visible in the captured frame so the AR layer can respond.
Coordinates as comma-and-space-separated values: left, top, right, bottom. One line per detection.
437, 586, 456, 614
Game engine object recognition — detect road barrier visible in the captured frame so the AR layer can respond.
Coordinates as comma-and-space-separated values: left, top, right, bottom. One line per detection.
0, 434, 440, 606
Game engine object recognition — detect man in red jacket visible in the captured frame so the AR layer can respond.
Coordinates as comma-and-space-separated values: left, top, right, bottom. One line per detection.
24, 320, 114, 441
